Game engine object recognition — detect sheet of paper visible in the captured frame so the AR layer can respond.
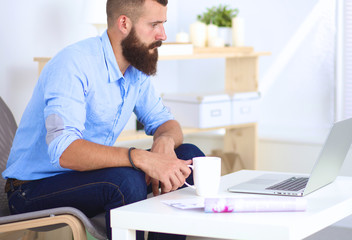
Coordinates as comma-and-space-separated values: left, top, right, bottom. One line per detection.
162, 198, 204, 209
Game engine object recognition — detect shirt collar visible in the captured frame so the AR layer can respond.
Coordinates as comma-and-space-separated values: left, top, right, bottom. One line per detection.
101, 30, 123, 83
101, 30, 140, 84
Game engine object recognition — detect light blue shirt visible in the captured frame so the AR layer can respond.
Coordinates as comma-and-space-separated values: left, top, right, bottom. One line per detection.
2, 31, 173, 180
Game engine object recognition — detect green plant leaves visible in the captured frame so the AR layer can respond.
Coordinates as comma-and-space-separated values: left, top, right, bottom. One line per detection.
197, 5, 239, 27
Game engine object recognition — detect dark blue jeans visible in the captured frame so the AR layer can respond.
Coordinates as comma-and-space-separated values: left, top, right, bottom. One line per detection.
7, 143, 204, 240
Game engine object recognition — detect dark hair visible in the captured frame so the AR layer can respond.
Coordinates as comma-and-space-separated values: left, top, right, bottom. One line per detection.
106, 0, 168, 27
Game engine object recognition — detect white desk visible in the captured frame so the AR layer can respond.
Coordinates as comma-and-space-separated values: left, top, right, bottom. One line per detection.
110, 170, 352, 240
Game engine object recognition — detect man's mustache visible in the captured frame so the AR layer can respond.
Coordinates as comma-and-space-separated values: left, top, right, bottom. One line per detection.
149, 41, 162, 49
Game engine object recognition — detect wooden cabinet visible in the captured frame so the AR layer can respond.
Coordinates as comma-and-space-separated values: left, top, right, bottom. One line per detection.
34, 46, 269, 172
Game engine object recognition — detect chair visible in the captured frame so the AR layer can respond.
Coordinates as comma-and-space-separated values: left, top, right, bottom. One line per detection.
0, 97, 107, 240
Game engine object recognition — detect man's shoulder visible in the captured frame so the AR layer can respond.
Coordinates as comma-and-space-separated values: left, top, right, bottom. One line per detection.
55, 36, 102, 62
45, 36, 103, 72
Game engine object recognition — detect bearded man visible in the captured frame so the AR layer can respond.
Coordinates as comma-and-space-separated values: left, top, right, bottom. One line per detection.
2, 0, 204, 239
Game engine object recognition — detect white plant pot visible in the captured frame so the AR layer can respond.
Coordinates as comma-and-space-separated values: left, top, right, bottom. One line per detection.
217, 27, 232, 47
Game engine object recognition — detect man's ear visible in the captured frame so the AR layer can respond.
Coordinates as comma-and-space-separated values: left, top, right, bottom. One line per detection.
117, 15, 132, 36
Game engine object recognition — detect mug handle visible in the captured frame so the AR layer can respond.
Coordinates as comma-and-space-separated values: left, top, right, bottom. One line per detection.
184, 165, 195, 189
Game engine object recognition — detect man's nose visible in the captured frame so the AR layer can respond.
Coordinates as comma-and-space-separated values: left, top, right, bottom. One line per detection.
156, 25, 167, 41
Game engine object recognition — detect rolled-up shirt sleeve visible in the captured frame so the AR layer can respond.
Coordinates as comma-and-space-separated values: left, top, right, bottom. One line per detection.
134, 74, 174, 136
42, 53, 88, 169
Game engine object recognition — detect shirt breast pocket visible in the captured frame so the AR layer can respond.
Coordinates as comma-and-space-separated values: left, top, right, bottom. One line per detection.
85, 101, 120, 134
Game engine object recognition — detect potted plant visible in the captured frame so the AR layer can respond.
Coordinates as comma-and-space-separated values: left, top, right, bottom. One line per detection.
197, 5, 239, 46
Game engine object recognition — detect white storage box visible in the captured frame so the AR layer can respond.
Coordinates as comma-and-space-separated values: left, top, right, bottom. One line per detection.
231, 92, 260, 124
162, 93, 232, 128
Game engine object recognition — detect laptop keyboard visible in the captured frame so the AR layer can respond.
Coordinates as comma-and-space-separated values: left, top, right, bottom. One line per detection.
265, 177, 309, 191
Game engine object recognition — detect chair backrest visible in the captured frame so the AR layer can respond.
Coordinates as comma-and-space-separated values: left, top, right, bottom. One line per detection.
0, 97, 17, 216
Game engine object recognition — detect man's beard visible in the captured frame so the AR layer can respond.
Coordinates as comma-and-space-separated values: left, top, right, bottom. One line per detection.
121, 27, 162, 76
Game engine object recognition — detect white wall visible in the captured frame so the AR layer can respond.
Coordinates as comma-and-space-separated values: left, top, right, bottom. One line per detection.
0, 0, 95, 122
162, 0, 335, 143
0, 0, 336, 142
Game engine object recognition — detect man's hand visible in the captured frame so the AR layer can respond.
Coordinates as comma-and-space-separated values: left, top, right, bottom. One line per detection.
132, 120, 190, 195
144, 152, 192, 195
148, 135, 191, 195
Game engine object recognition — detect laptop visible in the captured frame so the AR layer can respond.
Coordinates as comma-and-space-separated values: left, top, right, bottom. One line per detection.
228, 117, 352, 197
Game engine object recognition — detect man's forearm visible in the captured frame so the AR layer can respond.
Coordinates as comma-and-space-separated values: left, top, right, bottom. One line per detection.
153, 120, 183, 149
59, 121, 190, 194
59, 139, 131, 171
59, 120, 183, 171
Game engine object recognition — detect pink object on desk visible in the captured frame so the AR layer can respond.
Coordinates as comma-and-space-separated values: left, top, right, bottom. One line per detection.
204, 197, 307, 213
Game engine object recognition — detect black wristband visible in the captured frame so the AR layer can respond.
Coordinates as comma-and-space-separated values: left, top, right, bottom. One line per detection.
128, 147, 141, 171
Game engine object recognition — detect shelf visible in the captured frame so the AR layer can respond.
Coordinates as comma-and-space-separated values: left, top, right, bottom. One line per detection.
117, 123, 256, 142
33, 57, 51, 62
159, 51, 270, 60
34, 47, 270, 63
161, 47, 270, 60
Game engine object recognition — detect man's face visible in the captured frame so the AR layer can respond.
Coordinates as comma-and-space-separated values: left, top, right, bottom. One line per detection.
121, 0, 167, 76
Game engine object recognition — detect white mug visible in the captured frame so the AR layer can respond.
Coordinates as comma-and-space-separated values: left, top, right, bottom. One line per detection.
185, 156, 221, 197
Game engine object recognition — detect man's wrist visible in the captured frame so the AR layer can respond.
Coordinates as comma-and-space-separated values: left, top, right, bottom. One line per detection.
128, 147, 141, 171
128, 148, 147, 171
154, 135, 176, 149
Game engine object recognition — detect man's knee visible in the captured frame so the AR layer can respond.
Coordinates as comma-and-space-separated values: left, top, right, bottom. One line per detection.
100, 167, 148, 205
175, 143, 205, 160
